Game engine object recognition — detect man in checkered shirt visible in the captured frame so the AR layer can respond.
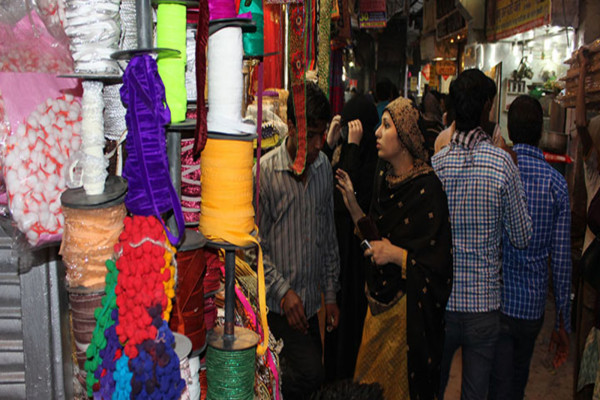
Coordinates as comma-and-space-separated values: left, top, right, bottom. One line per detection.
488, 95, 571, 399
432, 69, 532, 400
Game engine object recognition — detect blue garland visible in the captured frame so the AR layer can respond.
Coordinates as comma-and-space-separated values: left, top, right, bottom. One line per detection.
130, 321, 185, 399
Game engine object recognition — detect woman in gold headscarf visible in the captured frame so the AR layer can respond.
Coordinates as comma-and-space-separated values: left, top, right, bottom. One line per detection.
336, 97, 453, 400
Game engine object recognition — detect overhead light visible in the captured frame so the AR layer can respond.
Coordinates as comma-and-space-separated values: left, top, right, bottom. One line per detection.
433, 57, 444, 61
457, 35, 461, 40
450, 38, 454, 43
349, 61, 355, 68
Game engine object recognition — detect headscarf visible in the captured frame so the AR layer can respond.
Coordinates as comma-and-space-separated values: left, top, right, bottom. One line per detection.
384, 97, 428, 162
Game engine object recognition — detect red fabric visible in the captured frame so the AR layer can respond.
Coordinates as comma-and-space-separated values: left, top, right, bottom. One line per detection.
194, 0, 209, 157
263, 4, 283, 89
169, 249, 207, 351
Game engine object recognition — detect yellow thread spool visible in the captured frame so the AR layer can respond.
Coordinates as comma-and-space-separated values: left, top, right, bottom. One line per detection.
200, 137, 269, 355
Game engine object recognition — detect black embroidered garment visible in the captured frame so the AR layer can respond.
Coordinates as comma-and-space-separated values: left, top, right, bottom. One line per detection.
362, 159, 453, 400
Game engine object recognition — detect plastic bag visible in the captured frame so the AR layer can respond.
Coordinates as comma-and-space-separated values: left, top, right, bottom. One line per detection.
0, 73, 82, 246
0, 7, 73, 73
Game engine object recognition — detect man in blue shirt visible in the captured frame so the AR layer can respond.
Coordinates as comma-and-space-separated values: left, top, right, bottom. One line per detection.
489, 95, 571, 399
433, 69, 532, 400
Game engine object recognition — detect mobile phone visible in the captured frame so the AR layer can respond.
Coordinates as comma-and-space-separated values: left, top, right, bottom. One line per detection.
360, 239, 372, 251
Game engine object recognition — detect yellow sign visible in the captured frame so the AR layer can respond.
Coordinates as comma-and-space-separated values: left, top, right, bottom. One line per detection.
486, 0, 551, 41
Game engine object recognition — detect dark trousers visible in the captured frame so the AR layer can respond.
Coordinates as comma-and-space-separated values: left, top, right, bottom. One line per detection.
489, 313, 544, 400
268, 313, 324, 400
439, 310, 501, 400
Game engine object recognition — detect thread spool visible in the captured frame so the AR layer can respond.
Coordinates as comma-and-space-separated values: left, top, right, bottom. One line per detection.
186, 27, 197, 102
207, 27, 255, 135
188, 354, 201, 400
170, 248, 207, 351
59, 202, 126, 290
174, 333, 193, 400
199, 137, 269, 357
181, 139, 201, 224
64, 0, 121, 74
69, 291, 104, 387
80, 80, 109, 195
157, 3, 188, 123
206, 326, 259, 400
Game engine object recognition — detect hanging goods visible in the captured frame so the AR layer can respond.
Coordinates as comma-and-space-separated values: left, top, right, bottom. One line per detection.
193, 0, 209, 156
317, 0, 331, 98
60, 203, 126, 290
120, 55, 185, 245
288, 2, 310, 174
157, 2, 188, 123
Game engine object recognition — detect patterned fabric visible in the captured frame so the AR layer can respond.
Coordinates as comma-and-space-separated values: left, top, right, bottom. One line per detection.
354, 295, 409, 400
578, 327, 600, 399
359, 161, 453, 399
384, 97, 428, 162
288, 3, 308, 174
432, 129, 532, 313
317, 0, 331, 98
502, 144, 572, 331
255, 138, 340, 318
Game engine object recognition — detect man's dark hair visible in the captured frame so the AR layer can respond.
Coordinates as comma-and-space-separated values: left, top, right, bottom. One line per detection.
375, 79, 393, 102
287, 82, 331, 128
484, 76, 497, 102
449, 69, 490, 132
508, 95, 543, 146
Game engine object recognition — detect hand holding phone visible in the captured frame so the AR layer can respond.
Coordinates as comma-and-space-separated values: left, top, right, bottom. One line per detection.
360, 239, 372, 252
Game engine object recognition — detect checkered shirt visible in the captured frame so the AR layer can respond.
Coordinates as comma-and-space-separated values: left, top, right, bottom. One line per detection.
432, 128, 532, 313
502, 144, 571, 331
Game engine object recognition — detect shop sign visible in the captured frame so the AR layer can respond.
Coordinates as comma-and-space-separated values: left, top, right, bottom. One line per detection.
486, 0, 551, 41
358, 12, 386, 28
435, 60, 456, 77
359, 0, 386, 28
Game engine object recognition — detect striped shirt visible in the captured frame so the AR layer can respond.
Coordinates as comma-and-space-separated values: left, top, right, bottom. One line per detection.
502, 144, 571, 331
432, 128, 532, 313
255, 138, 340, 318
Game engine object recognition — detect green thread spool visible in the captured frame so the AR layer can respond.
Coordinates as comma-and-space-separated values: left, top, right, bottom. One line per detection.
239, 0, 264, 57
157, 3, 187, 123
206, 326, 259, 400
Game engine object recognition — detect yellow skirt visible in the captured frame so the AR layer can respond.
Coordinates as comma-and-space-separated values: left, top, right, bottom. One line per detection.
354, 295, 408, 400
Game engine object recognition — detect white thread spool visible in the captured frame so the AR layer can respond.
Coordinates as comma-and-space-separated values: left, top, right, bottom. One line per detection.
64, 0, 121, 74
187, 354, 201, 400
173, 333, 193, 400
81, 81, 108, 195
186, 27, 197, 102
207, 27, 255, 135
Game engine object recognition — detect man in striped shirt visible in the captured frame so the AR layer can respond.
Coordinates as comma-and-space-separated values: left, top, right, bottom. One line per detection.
432, 69, 532, 400
255, 83, 340, 399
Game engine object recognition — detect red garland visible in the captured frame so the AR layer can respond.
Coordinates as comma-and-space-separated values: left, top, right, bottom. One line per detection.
114, 215, 172, 358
